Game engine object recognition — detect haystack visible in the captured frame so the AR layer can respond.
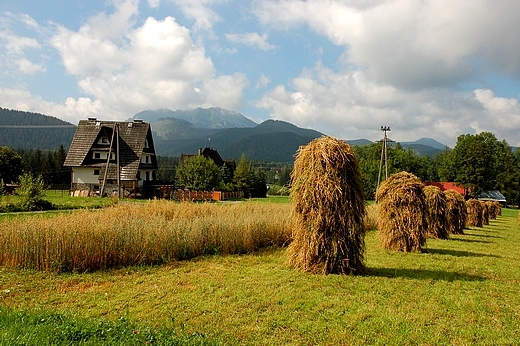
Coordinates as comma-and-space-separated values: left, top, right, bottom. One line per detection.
466, 199, 483, 227
376, 171, 427, 252
288, 136, 366, 275
480, 200, 489, 225
444, 189, 467, 235
494, 201, 502, 216
485, 201, 497, 220
423, 185, 449, 239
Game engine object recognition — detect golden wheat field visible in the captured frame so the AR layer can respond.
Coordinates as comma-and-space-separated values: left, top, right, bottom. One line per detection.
0, 201, 295, 272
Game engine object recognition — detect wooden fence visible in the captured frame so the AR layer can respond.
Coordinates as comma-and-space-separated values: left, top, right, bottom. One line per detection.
176, 190, 244, 202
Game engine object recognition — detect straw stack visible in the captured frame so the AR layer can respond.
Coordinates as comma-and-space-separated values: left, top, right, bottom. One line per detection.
480, 200, 489, 225
444, 189, 467, 235
288, 136, 366, 275
423, 185, 449, 239
466, 199, 483, 227
376, 171, 427, 252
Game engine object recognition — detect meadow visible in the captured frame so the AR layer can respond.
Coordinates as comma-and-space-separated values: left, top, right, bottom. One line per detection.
0, 199, 519, 345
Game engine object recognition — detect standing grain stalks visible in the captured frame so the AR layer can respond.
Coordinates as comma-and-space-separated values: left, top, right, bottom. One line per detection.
288, 136, 366, 275
423, 185, 449, 239
444, 189, 467, 235
376, 171, 427, 252
466, 199, 483, 227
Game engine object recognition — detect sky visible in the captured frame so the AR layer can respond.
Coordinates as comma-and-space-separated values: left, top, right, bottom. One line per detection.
1, 0, 520, 147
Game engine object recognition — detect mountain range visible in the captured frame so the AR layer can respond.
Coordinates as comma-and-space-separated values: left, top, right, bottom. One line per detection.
0, 106, 450, 162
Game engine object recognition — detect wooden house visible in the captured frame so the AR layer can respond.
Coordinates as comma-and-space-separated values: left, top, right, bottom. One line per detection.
63, 118, 157, 197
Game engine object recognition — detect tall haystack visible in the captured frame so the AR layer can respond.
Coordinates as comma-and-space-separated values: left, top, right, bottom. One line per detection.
423, 185, 449, 239
494, 201, 502, 216
288, 136, 366, 275
444, 189, 467, 235
486, 201, 497, 220
376, 171, 427, 252
466, 199, 483, 227
480, 200, 489, 225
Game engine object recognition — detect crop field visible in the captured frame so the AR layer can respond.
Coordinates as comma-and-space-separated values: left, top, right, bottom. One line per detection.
0, 200, 519, 345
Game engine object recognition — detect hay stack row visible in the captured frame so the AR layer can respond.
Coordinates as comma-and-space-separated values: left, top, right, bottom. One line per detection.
466, 199, 502, 227
288, 136, 503, 276
375, 172, 502, 252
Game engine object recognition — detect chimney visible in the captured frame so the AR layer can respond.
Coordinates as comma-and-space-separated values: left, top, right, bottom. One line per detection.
198, 148, 202, 155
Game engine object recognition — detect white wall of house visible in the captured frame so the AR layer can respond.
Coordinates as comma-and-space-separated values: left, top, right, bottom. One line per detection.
141, 154, 151, 164
72, 167, 100, 184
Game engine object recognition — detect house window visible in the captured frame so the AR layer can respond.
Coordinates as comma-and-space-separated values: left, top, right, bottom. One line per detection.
145, 171, 150, 181
94, 152, 101, 159
144, 140, 149, 148
145, 155, 149, 163
100, 137, 109, 144
94, 169, 100, 175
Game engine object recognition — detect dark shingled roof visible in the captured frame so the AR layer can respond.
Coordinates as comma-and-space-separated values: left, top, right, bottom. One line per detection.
64, 119, 157, 181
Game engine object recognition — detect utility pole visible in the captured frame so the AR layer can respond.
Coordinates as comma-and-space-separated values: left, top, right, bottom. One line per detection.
377, 126, 391, 198
116, 123, 120, 198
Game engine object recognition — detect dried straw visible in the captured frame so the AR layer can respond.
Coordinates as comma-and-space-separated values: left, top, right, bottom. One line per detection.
480, 200, 489, 225
466, 199, 483, 227
494, 201, 502, 216
423, 185, 449, 239
444, 189, 467, 235
376, 171, 427, 252
288, 136, 366, 275
485, 201, 497, 220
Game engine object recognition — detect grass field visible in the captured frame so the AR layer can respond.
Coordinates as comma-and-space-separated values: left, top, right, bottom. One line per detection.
0, 201, 519, 345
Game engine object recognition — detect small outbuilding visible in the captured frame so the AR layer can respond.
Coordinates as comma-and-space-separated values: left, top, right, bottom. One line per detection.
478, 190, 507, 206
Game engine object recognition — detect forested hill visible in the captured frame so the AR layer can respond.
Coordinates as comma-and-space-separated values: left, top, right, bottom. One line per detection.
0, 107, 76, 150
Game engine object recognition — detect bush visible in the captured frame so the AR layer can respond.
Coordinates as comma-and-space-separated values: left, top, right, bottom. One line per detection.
16, 173, 51, 211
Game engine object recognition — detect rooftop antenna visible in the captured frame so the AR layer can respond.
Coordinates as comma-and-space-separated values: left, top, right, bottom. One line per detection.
376, 126, 391, 200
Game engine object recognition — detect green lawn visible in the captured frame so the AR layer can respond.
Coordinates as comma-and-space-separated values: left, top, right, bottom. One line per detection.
0, 207, 519, 345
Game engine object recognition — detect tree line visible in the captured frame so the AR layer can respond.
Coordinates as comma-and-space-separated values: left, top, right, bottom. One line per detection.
1, 131, 519, 204
354, 132, 520, 206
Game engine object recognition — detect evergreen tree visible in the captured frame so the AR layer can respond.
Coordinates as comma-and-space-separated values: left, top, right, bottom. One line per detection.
233, 154, 253, 193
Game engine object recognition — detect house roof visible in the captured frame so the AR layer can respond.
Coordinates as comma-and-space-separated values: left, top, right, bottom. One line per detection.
64, 119, 157, 181
478, 190, 506, 203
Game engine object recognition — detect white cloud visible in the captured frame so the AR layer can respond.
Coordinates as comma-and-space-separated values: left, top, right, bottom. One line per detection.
170, 0, 227, 31
253, 0, 520, 89
255, 74, 271, 89
42, 1, 246, 122
17, 58, 45, 74
225, 32, 276, 51
256, 63, 520, 146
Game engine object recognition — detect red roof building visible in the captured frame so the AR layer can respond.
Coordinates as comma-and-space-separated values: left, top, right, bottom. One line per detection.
423, 182, 467, 196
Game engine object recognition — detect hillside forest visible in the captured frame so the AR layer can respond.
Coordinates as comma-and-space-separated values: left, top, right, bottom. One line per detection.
1, 131, 519, 205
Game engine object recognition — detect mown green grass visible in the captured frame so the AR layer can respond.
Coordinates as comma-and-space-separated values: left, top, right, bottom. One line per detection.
0, 206, 519, 345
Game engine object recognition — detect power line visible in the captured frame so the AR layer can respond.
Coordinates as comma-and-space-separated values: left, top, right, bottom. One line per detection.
0, 125, 75, 128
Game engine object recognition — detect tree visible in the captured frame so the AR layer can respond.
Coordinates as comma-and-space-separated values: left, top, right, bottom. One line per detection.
233, 154, 253, 192
250, 167, 268, 197
446, 132, 499, 197
176, 155, 223, 191
0, 146, 23, 184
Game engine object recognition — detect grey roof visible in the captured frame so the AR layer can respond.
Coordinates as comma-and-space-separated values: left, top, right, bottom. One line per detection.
478, 190, 506, 202
64, 119, 157, 181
